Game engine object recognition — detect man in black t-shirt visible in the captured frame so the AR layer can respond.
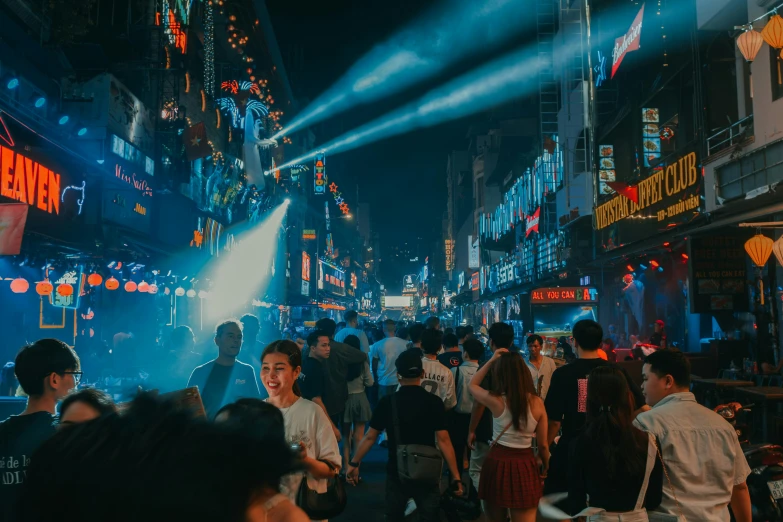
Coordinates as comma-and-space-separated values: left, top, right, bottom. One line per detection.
0, 339, 80, 522
346, 349, 463, 521
437, 333, 463, 370
299, 330, 341, 442
543, 319, 648, 497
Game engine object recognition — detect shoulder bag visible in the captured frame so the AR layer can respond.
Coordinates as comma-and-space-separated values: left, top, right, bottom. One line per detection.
392, 393, 444, 486
295, 459, 347, 520
647, 437, 686, 522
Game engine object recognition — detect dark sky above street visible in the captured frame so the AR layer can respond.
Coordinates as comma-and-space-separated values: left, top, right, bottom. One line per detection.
266, 0, 471, 255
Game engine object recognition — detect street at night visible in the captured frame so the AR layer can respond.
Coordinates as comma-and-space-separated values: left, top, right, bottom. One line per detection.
1, 0, 783, 520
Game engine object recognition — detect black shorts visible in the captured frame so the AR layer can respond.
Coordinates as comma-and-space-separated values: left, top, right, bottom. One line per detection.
543, 443, 569, 495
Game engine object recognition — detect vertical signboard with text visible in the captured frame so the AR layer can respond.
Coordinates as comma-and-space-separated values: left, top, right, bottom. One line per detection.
314, 153, 327, 195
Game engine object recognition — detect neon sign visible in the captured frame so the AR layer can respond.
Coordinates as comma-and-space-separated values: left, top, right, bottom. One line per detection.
302, 252, 311, 282
114, 164, 153, 197
611, 4, 644, 78
525, 207, 541, 237
51, 269, 85, 309
61, 181, 86, 215
594, 50, 607, 87
531, 287, 598, 304
302, 229, 316, 240
314, 153, 327, 195
0, 145, 62, 214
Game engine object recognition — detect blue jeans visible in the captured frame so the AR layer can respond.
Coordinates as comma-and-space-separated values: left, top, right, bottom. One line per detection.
385, 474, 441, 522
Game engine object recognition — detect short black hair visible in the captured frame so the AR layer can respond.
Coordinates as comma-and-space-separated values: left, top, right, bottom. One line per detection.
169, 326, 195, 350
345, 310, 358, 323
526, 334, 544, 346
409, 323, 426, 344
442, 333, 459, 349
307, 330, 329, 348
421, 329, 444, 355
444, 327, 454, 335
17, 394, 300, 522
456, 326, 468, 339
15, 339, 80, 396
343, 335, 361, 351
215, 319, 242, 338
315, 318, 337, 337
462, 339, 484, 361
488, 322, 514, 349
645, 349, 691, 388
60, 388, 117, 419
465, 325, 475, 334
239, 313, 259, 329
425, 316, 440, 329
573, 319, 603, 351
602, 338, 615, 350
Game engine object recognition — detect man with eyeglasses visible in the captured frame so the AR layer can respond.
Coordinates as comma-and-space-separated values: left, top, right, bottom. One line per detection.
0, 338, 80, 521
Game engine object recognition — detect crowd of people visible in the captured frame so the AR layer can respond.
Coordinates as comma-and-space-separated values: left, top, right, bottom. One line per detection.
0, 312, 751, 522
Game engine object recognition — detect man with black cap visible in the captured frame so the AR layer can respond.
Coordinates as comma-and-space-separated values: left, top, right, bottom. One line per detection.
346, 348, 463, 521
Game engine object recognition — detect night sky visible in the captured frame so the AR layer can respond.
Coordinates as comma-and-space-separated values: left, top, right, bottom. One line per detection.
266, 0, 476, 281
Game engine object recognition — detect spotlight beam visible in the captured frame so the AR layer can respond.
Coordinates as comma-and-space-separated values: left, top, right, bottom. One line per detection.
269, 44, 549, 173
273, 0, 532, 140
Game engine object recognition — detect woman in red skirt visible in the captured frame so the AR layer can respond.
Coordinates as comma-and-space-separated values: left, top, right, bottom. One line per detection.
469, 348, 549, 522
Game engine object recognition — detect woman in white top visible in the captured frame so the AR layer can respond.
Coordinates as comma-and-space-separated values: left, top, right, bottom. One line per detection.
469, 348, 549, 522
261, 340, 341, 521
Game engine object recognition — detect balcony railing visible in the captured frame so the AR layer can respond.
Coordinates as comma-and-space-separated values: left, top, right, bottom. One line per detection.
707, 114, 754, 157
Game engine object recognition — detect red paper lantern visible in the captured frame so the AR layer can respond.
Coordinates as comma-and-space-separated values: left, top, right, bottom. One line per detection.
10, 278, 29, 294
57, 284, 73, 297
125, 281, 137, 293
87, 273, 103, 287
137, 281, 150, 293
36, 280, 53, 296
105, 277, 120, 291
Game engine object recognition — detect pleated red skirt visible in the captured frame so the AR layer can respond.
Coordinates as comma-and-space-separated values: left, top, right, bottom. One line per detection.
478, 444, 542, 509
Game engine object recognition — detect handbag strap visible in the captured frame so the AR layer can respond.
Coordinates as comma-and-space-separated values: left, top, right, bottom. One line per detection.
490, 422, 512, 448
653, 437, 685, 521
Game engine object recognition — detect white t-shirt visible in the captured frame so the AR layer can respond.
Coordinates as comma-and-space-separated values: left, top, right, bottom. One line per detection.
369, 336, 408, 386
421, 357, 456, 410
275, 398, 341, 509
334, 327, 370, 353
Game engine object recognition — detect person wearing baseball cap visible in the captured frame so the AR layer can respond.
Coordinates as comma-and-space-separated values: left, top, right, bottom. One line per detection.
345, 348, 463, 521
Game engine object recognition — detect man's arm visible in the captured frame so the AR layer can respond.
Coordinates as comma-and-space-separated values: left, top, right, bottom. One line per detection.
730, 482, 752, 522
372, 357, 380, 380
547, 420, 561, 447
436, 430, 461, 480
312, 396, 342, 442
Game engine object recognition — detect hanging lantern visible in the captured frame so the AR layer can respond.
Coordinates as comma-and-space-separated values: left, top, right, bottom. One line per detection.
105, 277, 120, 291
175, 287, 186, 297
10, 278, 29, 294
186, 289, 197, 298
57, 284, 73, 297
164, 287, 171, 296
765, 15, 783, 85
138, 281, 150, 293
198, 290, 208, 299
745, 233, 774, 266
87, 273, 103, 287
737, 28, 765, 97
36, 280, 53, 296
125, 281, 138, 293
148, 284, 159, 295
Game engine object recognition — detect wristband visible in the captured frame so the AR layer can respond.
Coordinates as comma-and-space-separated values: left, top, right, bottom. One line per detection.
349, 461, 360, 468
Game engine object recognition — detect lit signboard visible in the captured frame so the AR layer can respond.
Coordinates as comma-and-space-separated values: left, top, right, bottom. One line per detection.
611, 4, 644, 78
318, 258, 345, 296
382, 295, 412, 308
525, 207, 541, 238
314, 153, 327, 195
302, 252, 311, 282
0, 145, 63, 215
403, 274, 417, 294
51, 269, 85, 309
302, 229, 316, 240
531, 287, 599, 304
444, 239, 455, 271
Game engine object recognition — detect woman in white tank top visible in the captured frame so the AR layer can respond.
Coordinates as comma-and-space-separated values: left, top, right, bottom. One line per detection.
469, 348, 549, 522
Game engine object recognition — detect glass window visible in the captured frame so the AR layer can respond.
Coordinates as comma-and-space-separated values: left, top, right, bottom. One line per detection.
770, 47, 783, 102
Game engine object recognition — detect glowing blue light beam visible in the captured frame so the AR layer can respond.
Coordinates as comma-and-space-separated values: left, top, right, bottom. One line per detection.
273, 0, 532, 140
269, 45, 546, 173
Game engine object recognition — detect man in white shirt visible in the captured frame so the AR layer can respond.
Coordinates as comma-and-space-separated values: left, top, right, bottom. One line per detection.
450, 338, 484, 482
525, 334, 557, 399
370, 319, 409, 399
334, 310, 370, 354
419, 329, 456, 410
635, 349, 751, 522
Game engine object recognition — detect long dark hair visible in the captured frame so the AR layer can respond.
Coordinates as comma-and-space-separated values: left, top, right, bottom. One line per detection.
261, 340, 302, 397
343, 335, 363, 381
584, 366, 646, 478
491, 353, 535, 430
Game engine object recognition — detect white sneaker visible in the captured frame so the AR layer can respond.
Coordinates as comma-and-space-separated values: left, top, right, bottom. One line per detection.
404, 499, 417, 516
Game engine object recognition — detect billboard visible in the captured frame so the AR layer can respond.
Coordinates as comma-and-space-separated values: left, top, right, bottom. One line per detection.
382, 295, 412, 308
468, 235, 480, 268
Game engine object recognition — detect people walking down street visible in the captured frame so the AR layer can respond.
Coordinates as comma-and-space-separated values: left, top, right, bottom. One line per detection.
408, 323, 426, 357
469, 348, 549, 522
468, 322, 519, 491
299, 330, 341, 442
0, 339, 80, 522
345, 348, 464, 522
543, 320, 647, 505
450, 339, 484, 485
334, 311, 371, 354
261, 340, 341, 520
635, 350, 751, 522
420, 329, 456, 410
524, 334, 556, 399
438, 333, 464, 370
187, 319, 261, 419
556, 366, 663, 519
341, 335, 374, 476
311, 318, 368, 433
370, 319, 409, 399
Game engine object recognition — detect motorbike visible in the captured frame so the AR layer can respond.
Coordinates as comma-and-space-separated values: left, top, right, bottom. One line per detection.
716, 402, 783, 521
